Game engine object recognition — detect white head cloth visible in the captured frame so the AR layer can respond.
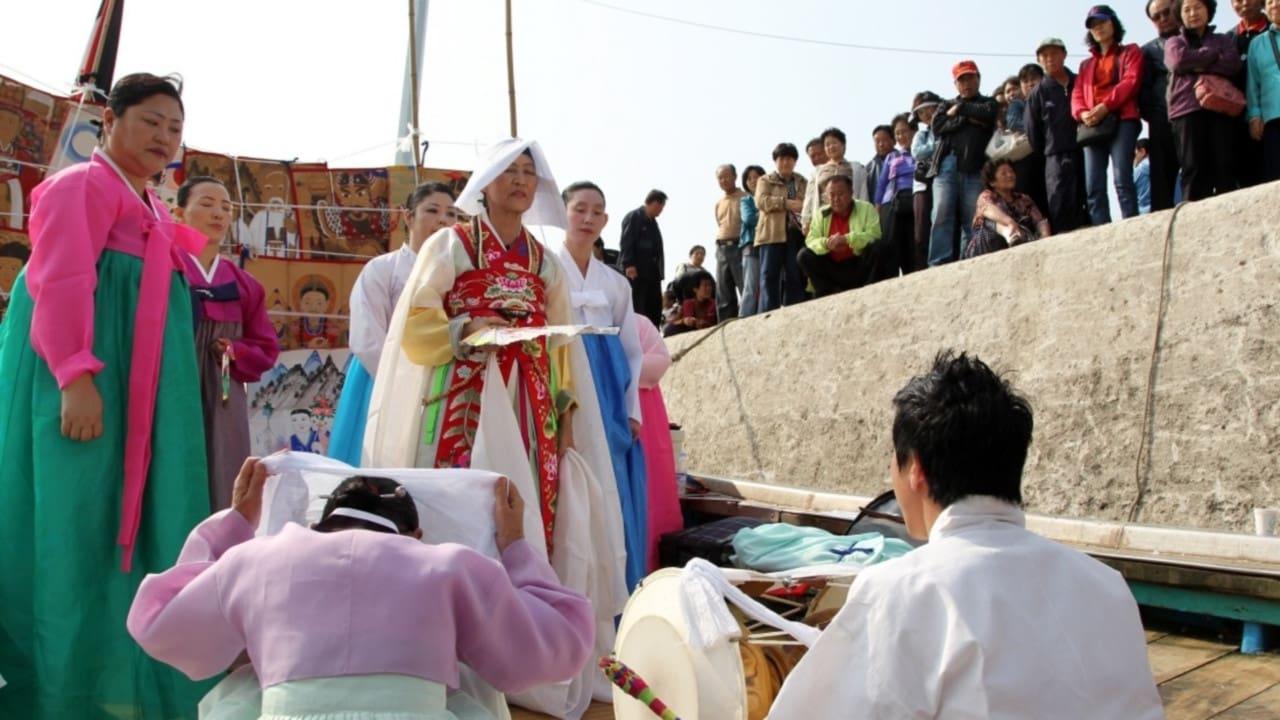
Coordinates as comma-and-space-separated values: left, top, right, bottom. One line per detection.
454, 138, 567, 229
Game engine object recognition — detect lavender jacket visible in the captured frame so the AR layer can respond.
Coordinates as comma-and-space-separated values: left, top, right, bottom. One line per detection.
1165, 26, 1244, 120
127, 509, 595, 691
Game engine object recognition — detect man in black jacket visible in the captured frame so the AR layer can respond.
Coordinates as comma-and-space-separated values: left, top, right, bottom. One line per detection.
1025, 38, 1088, 235
927, 60, 998, 266
620, 189, 667, 326
1139, 0, 1183, 212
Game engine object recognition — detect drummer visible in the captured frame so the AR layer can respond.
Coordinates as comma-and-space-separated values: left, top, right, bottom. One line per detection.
768, 351, 1163, 719
127, 457, 595, 718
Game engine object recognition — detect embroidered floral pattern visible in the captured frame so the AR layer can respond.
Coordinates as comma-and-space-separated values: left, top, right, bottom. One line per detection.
436, 221, 560, 550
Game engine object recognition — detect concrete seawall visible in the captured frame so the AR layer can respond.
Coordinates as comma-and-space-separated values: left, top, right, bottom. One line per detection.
661, 183, 1280, 533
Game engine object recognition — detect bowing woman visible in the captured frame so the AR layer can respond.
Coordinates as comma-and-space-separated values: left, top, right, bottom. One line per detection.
329, 181, 456, 467
128, 458, 594, 719
0, 73, 214, 717
174, 176, 280, 509
365, 139, 575, 552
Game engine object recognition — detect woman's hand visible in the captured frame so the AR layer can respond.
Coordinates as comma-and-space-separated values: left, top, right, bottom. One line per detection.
231, 457, 269, 527
629, 419, 642, 439
1251, 118, 1265, 142
558, 409, 575, 457
462, 316, 512, 353
211, 338, 234, 361
61, 374, 103, 442
493, 477, 525, 552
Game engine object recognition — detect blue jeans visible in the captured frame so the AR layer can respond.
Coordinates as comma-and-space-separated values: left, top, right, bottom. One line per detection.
1083, 118, 1140, 225
758, 235, 805, 312
928, 155, 983, 266
739, 245, 760, 317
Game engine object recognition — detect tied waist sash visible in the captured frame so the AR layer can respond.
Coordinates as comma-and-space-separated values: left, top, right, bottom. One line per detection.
107, 219, 207, 572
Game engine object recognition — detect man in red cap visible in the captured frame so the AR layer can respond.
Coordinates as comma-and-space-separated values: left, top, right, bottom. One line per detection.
925, 60, 998, 267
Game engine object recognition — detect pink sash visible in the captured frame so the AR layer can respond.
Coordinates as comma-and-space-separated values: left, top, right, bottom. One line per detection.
108, 206, 206, 572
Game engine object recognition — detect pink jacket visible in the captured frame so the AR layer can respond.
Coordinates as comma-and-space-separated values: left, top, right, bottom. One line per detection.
26, 149, 207, 570
1072, 44, 1145, 122
180, 254, 280, 382
127, 510, 595, 690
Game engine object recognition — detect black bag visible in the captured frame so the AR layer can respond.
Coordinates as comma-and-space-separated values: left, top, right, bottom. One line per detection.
1076, 112, 1119, 147
1075, 53, 1122, 147
913, 157, 933, 183
658, 516, 764, 568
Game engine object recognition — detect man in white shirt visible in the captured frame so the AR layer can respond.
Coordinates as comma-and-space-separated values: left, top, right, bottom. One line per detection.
769, 351, 1164, 720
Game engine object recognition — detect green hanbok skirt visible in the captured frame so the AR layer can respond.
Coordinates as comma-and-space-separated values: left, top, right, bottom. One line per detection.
0, 249, 214, 718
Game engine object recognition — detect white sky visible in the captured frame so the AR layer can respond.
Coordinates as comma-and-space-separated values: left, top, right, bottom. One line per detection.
6, 0, 1179, 278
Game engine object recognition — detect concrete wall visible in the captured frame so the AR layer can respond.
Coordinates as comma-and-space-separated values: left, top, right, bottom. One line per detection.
660, 184, 1280, 533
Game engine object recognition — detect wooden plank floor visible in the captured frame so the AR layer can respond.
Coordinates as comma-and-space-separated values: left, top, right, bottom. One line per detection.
511, 630, 1280, 720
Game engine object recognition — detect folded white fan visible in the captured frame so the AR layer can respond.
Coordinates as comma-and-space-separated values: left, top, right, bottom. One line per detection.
462, 324, 619, 348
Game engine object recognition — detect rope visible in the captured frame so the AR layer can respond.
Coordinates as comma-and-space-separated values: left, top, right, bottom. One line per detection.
1126, 202, 1188, 524
669, 317, 737, 364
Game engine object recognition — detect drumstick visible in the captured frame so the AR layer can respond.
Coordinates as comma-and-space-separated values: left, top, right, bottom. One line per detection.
599, 656, 681, 720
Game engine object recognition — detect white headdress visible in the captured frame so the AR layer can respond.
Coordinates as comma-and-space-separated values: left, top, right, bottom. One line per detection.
454, 138, 566, 229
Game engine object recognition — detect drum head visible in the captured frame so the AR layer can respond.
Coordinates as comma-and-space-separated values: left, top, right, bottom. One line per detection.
614, 569, 746, 720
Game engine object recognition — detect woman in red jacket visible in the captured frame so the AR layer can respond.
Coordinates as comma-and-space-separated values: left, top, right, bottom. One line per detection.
1072, 5, 1145, 225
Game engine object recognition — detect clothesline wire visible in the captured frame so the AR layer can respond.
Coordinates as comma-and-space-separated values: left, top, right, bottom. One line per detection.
578, 0, 1032, 59
0, 64, 72, 96
268, 310, 349, 321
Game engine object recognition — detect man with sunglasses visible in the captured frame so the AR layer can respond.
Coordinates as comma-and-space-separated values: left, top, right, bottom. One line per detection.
1139, 0, 1183, 212
768, 352, 1163, 719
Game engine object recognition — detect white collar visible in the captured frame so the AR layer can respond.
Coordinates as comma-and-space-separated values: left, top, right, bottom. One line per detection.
188, 253, 222, 284
398, 243, 418, 260
94, 148, 161, 219
554, 242, 601, 285
928, 496, 1026, 542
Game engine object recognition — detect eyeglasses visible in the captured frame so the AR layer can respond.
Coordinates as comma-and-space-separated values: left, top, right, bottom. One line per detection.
1151, 9, 1173, 19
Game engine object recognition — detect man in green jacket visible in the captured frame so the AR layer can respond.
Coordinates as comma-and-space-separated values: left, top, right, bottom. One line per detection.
797, 174, 881, 298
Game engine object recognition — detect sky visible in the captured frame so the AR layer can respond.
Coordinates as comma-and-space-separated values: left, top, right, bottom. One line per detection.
4, 0, 1178, 279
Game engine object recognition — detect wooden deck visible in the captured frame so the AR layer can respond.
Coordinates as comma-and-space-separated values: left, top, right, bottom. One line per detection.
511, 628, 1280, 720
1149, 629, 1280, 719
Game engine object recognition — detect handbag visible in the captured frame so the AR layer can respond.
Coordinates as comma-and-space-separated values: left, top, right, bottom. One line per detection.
986, 129, 1034, 162
1076, 114, 1119, 146
1195, 73, 1246, 117
1075, 52, 1123, 147
913, 157, 932, 183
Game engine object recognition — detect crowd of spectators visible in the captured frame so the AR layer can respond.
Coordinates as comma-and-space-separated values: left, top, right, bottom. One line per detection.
615, 1, 1280, 335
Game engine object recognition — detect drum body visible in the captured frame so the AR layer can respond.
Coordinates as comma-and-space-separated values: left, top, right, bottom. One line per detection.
613, 569, 848, 720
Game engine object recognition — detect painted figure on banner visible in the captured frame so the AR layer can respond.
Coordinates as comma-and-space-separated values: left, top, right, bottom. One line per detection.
0, 106, 24, 229
0, 72, 215, 718
294, 273, 343, 349
246, 348, 349, 455
296, 167, 392, 258
173, 175, 280, 510
289, 408, 318, 451
237, 160, 298, 258
0, 79, 60, 226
